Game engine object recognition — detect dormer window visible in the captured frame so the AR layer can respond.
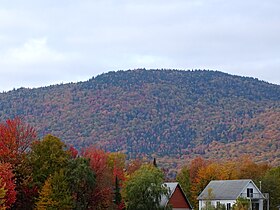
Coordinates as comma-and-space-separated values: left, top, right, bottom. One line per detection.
247, 188, 253, 198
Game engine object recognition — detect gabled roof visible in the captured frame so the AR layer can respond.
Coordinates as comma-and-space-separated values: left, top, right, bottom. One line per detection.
160, 182, 178, 207
160, 182, 193, 209
197, 179, 264, 200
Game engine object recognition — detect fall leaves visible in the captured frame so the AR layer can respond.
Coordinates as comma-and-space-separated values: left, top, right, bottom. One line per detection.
0, 118, 36, 209
176, 156, 274, 209
0, 163, 16, 209
0, 118, 127, 209
1, 117, 280, 209
0, 118, 169, 209
2, 69, 280, 167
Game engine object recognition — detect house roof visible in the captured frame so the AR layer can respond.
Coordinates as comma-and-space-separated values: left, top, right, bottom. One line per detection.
197, 179, 264, 200
160, 182, 178, 207
160, 182, 193, 209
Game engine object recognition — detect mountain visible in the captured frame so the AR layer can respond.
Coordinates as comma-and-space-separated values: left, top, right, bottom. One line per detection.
0, 69, 280, 167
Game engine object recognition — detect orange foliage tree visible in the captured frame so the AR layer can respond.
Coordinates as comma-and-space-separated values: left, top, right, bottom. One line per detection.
179, 156, 270, 209
235, 156, 270, 182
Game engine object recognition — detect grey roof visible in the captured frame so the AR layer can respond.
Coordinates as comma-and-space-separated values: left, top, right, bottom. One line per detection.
197, 179, 256, 200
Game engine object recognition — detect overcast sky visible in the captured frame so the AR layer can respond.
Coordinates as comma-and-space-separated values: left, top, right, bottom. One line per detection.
0, 0, 279, 91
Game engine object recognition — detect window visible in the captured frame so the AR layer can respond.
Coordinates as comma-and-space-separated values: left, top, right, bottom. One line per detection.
247, 188, 253, 198
252, 203, 259, 210
226, 203, 231, 210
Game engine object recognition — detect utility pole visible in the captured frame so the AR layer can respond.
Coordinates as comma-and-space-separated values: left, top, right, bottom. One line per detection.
265, 193, 269, 210
262, 193, 269, 210
249, 197, 252, 210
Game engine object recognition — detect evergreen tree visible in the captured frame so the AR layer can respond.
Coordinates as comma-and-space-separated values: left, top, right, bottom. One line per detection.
114, 176, 122, 206
36, 170, 73, 210
35, 178, 57, 210
153, 158, 157, 168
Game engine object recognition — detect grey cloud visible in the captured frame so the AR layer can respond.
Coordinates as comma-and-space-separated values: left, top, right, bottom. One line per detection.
0, 0, 279, 91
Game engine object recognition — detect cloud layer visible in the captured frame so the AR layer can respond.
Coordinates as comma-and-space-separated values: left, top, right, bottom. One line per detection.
0, 0, 279, 91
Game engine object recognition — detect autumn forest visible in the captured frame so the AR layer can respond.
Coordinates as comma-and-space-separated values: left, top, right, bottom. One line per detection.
0, 69, 280, 209
0, 118, 279, 209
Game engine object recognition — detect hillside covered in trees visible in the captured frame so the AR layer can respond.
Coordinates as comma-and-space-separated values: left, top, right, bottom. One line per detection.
0, 69, 280, 166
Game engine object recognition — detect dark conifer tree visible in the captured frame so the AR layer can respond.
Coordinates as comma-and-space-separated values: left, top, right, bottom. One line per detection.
114, 176, 121, 206
153, 157, 157, 168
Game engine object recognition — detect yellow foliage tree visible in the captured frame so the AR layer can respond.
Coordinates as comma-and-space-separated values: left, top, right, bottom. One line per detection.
35, 178, 58, 210
0, 179, 7, 210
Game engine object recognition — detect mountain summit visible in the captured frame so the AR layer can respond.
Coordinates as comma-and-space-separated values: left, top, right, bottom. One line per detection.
1, 69, 279, 165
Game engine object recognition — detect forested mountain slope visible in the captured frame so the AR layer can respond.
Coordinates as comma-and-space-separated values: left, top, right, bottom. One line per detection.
0, 69, 279, 165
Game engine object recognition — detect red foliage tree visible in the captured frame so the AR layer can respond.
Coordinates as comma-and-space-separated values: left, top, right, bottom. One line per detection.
126, 159, 143, 175
0, 118, 37, 209
83, 147, 113, 209
0, 163, 16, 208
0, 117, 37, 165
108, 153, 126, 184
69, 145, 78, 158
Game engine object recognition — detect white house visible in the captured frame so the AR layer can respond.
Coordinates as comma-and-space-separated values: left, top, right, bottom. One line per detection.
197, 179, 265, 210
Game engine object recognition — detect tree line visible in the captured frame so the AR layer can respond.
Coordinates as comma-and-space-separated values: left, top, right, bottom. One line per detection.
0, 118, 279, 209
0, 118, 170, 210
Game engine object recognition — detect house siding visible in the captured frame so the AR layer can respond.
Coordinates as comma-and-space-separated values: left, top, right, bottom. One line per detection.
199, 200, 236, 210
168, 186, 191, 209
240, 182, 264, 210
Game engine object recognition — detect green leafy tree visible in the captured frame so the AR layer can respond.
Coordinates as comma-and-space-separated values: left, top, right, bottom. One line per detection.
123, 164, 169, 210
29, 135, 71, 187
216, 203, 226, 210
261, 166, 280, 210
176, 166, 191, 198
36, 170, 73, 210
201, 188, 226, 210
65, 157, 96, 210
232, 197, 250, 210
200, 188, 226, 210
49, 170, 73, 209
201, 188, 215, 210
